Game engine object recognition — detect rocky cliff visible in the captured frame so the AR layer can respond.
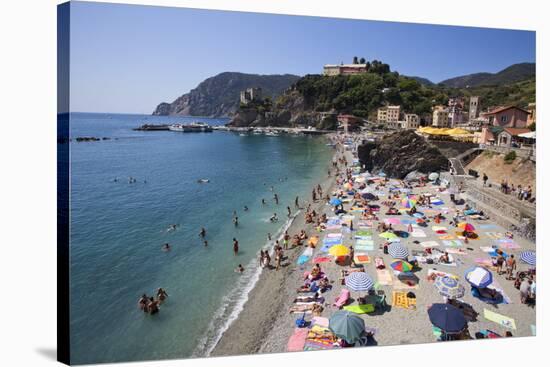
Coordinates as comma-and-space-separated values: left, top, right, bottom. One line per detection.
152, 72, 300, 117
358, 130, 449, 178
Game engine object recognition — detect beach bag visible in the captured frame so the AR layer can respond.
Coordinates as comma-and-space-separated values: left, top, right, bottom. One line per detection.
295, 313, 307, 328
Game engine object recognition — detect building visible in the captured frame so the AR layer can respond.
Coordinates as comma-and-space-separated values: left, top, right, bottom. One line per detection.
403, 113, 419, 129
469, 96, 480, 121
526, 103, 536, 127
387, 121, 403, 130
377, 105, 401, 124
482, 106, 529, 128
337, 114, 361, 133
432, 105, 449, 127
447, 97, 464, 127
496, 128, 532, 148
323, 64, 368, 76
240, 88, 262, 105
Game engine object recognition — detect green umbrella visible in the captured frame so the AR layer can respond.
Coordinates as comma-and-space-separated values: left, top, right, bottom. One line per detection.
328, 310, 365, 344
379, 231, 398, 240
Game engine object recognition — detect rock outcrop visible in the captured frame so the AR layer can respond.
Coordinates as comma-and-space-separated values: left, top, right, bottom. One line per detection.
358, 130, 449, 178
152, 72, 300, 117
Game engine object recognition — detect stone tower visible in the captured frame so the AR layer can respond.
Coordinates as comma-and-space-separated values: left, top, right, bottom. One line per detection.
469, 96, 480, 121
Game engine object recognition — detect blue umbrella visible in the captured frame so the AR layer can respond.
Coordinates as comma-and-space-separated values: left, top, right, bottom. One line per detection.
345, 272, 374, 292
464, 266, 493, 288
520, 251, 536, 266
388, 242, 409, 259
329, 310, 365, 343
435, 276, 465, 299
330, 198, 342, 206
428, 303, 466, 333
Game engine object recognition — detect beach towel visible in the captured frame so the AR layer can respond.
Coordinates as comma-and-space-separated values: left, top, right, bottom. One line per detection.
355, 243, 374, 251
326, 233, 342, 238
313, 256, 331, 264
297, 255, 310, 265
497, 241, 521, 250
343, 304, 375, 314
392, 291, 417, 309
427, 269, 458, 281
445, 248, 467, 255
376, 269, 393, 285
480, 246, 495, 252
439, 235, 456, 240
420, 241, 440, 248
354, 254, 371, 264
411, 228, 427, 238
355, 238, 374, 246
431, 199, 444, 205
323, 237, 342, 246
487, 281, 512, 304
431, 226, 447, 232
484, 309, 516, 330
355, 230, 372, 237
393, 277, 419, 289
400, 219, 417, 225
287, 328, 309, 352
443, 240, 463, 248
485, 232, 504, 240
326, 225, 342, 231
311, 316, 329, 328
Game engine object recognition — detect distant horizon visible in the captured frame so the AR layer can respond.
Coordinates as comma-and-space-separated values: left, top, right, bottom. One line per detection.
69, 1, 536, 114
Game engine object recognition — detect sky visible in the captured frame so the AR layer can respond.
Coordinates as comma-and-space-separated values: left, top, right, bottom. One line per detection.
68, 1, 536, 114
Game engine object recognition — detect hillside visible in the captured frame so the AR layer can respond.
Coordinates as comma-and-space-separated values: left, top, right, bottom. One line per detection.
152, 72, 300, 117
439, 63, 535, 88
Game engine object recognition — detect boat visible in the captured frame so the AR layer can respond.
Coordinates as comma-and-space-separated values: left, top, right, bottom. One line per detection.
197, 178, 210, 183
168, 122, 213, 133
265, 130, 280, 137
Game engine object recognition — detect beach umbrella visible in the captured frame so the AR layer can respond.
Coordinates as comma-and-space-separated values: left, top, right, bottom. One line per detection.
388, 242, 409, 259
520, 251, 536, 266
329, 245, 350, 257
344, 272, 374, 292
328, 310, 365, 344
465, 266, 493, 288
330, 198, 342, 206
458, 222, 475, 232
428, 303, 466, 333
379, 231, 398, 240
428, 172, 440, 181
362, 193, 376, 200
435, 276, 465, 299
401, 198, 417, 208
390, 260, 413, 273
384, 217, 401, 225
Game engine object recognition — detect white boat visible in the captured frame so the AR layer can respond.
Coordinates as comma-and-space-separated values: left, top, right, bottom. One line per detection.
265, 131, 279, 137
169, 124, 191, 132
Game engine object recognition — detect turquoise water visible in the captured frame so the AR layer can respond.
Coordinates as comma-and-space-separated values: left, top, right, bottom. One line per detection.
69, 113, 333, 364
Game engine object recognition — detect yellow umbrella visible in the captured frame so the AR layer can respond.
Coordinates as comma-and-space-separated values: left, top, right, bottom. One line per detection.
379, 232, 398, 240
329, 244, 350, 257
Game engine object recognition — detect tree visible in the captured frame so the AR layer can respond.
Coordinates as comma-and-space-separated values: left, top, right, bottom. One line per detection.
353, 56, 359, 64
359, 57, 366, 64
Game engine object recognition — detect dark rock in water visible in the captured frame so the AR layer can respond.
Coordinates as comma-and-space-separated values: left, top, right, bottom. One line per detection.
75, 137, 101, 142
358, 130, 449, 179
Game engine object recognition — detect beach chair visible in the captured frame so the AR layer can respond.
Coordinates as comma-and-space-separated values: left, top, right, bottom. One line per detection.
333, 289, 350, 309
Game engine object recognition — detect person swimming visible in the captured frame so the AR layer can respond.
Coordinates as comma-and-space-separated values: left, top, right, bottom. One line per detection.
235, 264, 244, 273
270, 213, 278, 222
199, 227, 206, 238
156, 288, 168, 304
244, 205, 249, 211
162, 243, 171, 252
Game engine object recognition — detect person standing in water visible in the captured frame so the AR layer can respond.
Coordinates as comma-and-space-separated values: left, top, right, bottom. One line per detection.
274, 193, 279, 205
233, 216, 239, 227
295, 196, 299, 208
156, 288, 168, 304
262, 198, 266, 205
287, 206, 292, 217
199, 227, 206, 238
203, 240, 208, 247
233, 238, 239, 255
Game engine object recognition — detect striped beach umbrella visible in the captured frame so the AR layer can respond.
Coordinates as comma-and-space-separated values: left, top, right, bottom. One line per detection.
390, 260, 413, 273
388, 242, 409, 259
464, 266, 493, 288
458, 222, 476, 232
435, 276, 465, 299
329, 244, 350, 257
520, 251, 536, 266
345, 272, 374, 292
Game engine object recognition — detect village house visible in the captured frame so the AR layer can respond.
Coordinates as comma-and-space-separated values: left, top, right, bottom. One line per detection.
482, 105, 529, 128
240, 87, 262, 105
432, 105, 449, 127
337, 114, 362, 133
402, 113, 420, 129
526, 102, 536, 126
323, 63, 368, 76
377, 105, 401, 124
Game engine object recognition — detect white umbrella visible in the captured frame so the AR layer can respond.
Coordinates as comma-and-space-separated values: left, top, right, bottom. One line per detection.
518, 131, 536, 139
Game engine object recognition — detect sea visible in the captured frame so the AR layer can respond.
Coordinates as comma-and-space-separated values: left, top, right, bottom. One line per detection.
68, 112, 334, 364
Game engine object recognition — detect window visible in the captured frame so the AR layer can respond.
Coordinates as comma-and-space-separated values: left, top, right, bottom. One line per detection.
500, 115, 508, 123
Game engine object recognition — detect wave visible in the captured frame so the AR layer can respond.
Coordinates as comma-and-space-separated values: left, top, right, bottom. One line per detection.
192, 210, 300, 357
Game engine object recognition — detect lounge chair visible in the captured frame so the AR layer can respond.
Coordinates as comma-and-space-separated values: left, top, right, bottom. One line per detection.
333, 289, 350, 309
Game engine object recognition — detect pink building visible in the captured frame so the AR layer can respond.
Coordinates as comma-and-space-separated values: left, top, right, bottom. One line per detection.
482, 106, 529, 128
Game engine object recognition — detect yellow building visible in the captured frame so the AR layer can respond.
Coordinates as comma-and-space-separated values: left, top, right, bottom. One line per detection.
377, 105, 401, 124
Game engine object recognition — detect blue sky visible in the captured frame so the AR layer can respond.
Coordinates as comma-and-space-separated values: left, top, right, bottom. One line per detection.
69, 1, 536, 114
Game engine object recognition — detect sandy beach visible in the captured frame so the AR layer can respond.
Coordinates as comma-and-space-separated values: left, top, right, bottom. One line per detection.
211, 135, 536, 357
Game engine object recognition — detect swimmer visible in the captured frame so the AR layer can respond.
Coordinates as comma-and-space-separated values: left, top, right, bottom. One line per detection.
233, 216, 239, 227
244, 205, 249, 211
270, 213, 278, 222
235, 264, 244, 273
199, 227, 206, 238
204, 240, 208, 247
162, 243, 171, 252
261, 198, 266, 205
156, 288, 168, 303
